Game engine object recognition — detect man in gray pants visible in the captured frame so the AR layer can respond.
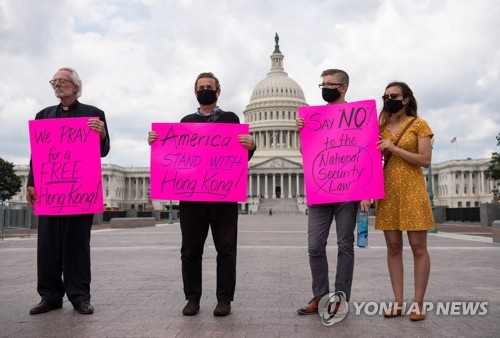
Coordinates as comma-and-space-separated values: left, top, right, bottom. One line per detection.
295, 69, 371, 314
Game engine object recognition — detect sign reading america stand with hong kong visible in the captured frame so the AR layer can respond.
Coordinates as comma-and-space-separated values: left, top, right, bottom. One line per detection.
28, 117, 104, 215
150, 122, 249, 202
298, 100, 384, 205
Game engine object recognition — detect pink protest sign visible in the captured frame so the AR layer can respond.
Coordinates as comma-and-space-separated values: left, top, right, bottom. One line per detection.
298, 100, 384, 205
150, 122, 249, 202
28, 117, 104, 215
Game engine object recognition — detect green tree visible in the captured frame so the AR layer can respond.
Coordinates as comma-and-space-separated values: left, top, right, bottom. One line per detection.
0, 157, 22, 201
485, 133, 500, 180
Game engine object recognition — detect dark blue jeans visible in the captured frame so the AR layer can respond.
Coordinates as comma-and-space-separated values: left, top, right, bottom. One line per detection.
307, 201, 358, 301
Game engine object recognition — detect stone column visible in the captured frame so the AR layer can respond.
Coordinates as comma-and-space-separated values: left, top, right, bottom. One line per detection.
451, 171, 456, 197
271, 174, 276, 198
280, 174, 284, 198
303, 175, 306, 198
257, 174, 261, 198
469, 171, 473, 195
480, 170, 485, 194
264, 174, 269, 199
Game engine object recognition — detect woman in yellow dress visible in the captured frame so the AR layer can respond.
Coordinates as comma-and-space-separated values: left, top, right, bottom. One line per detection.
376, 82, 434, 321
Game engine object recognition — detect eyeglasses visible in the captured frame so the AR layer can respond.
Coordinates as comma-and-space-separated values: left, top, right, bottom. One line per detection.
382, 93, 403, 101
49, 79, 72, 86
318, 83, 344, 89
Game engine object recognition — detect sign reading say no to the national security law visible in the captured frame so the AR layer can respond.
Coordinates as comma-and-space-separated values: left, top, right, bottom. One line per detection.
299, 100, 384, 205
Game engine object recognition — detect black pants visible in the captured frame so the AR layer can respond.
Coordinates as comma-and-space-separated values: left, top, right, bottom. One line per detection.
36, 214, 93, 305
179, 201, 238, 302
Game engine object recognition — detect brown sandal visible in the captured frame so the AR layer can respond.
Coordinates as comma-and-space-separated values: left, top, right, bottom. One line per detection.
384, 307, 402, 318
409, 311, 426, 321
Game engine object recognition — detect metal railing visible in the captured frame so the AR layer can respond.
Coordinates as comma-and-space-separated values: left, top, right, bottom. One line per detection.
1, 202, 32, 240
445, 207, 480, 223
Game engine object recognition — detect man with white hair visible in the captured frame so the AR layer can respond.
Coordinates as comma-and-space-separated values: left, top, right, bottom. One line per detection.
26, 67, 110, 315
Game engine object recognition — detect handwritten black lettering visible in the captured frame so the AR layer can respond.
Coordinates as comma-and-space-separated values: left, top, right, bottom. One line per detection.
327, 180, 352, 192
209, 155, 243, 169
318, 148, 362, 168
37, 181, 101, 212
47, 145, 61, 162
34, 127, 51, 144
339, 107, 367, 129
312, 146, 371, 196
162, 153, 202, 168
323, 137, 336, 148
159, 168, 244, 199
160, 126, 232, 149
200, 171, 233, 198
39, 160, 83, 184
67, 182, 100, 211
161, 170, 197, 197
59, 125, 91, 143
317, 164, 365, 181
308, 112, 335, 131
339, 133, 357, 146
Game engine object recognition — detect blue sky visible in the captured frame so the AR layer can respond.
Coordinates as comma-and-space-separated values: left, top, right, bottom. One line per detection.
0, 0, 499, 167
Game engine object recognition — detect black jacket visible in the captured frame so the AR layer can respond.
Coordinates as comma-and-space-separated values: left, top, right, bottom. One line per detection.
27, 101, 110, 187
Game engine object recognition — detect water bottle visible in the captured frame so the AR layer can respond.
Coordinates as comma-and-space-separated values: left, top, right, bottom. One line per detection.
357, 211, 368, 248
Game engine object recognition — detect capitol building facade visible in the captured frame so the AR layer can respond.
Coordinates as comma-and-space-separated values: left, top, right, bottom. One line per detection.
243, 35, 308, 213
11, 36, 499, 213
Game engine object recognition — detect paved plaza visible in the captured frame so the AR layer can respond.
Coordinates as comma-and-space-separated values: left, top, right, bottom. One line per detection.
0, 214, 499, 337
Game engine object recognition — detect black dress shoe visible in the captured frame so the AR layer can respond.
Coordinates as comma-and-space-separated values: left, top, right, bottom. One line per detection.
29, 301, 62, 315
213, 301, 231, 317
74, 300, 94, 314
182, 300, 200, 316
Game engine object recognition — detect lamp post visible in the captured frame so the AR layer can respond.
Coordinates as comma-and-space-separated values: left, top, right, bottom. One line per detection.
427, 138, 438, 233
0, 190, 7, 237
168, 200, 173, 224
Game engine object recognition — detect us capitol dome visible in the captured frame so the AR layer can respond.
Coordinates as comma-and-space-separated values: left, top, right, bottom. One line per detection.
243, 33, 309, 214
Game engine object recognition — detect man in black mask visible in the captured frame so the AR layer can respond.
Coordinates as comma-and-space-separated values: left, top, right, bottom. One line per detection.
295, 69, 371, 315
148, 72, 256, 317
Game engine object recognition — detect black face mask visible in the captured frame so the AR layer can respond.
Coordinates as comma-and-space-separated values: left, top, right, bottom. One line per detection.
384, 99, 404, 114
196, 89, 218, 105
322, 88, 341, 103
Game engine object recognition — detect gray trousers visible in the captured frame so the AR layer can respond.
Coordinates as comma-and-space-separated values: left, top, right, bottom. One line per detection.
307, 201, 358, 302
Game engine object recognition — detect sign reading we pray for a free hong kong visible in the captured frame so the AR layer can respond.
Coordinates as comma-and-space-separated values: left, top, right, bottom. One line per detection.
28, 117, 104, 215
150, 122, 249, 202
299, 100, 384, 205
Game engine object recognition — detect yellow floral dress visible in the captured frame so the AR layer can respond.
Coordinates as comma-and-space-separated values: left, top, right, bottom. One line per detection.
375, 117, 434, 231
